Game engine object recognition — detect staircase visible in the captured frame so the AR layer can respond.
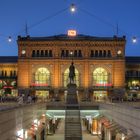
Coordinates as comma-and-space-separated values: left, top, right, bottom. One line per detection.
65, 84, 82, 140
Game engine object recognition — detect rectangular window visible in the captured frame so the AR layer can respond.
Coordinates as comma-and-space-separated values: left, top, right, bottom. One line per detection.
5, 71, 7, 77
10, 71, 13, 77
108, 50, 111, 57
41, 50, 44, 57
49, 50, 52, 57
90, 50, 94, 57
37, 50, 39, 57
74, 50, 77, 57
66, 50, 69, 57
45, 50, 48, 57
32, 50, 35, 57
78, 50, 82, 57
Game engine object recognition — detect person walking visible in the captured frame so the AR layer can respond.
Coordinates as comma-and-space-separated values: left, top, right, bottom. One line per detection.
27, 95, 32, 104
17, 95, 23, 105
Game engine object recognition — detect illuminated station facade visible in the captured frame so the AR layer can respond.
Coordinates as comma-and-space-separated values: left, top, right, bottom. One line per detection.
0, 30, 140, 100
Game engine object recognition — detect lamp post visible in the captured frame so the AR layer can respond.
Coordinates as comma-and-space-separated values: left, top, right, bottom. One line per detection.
70, 4, 76, 13
70, 51, 73, 63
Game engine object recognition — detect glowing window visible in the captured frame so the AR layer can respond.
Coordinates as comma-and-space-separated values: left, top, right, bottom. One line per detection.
93, 67, 110, 85
35, 68, 50, 85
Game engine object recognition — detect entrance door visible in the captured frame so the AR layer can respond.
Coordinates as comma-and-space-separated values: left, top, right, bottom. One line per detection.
36, 90, 49, 102
93, 91, 107, 101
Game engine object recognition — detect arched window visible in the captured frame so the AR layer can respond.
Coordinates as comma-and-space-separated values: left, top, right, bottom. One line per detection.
37, 50, 40, 57
64, 68, 79, 87
93, 67, 110, 86
34, 68, 50, 85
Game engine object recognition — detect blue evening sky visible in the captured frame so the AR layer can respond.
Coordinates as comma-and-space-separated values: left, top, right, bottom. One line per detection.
0, 0, 140, 56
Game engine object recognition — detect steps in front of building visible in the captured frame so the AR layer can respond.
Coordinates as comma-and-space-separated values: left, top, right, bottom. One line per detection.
65, 84, 82, 140
65, 110, 82, 140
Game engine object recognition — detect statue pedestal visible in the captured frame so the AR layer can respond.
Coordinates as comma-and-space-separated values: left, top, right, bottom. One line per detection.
66, 83, 78, 109
67, 83, 77, 94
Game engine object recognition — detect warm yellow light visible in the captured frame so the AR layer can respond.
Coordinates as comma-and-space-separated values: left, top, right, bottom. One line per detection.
132, 81, 136, 85
42, 114, 45, 117
70, 51, 73, 55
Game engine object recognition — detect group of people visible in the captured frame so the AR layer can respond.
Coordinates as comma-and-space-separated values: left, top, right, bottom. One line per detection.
17, 94, 38, 105
0, 94, 38, 105
0, 95, 17, 103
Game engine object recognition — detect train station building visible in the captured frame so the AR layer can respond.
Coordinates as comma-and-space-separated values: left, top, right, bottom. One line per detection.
0, 32, 140, 100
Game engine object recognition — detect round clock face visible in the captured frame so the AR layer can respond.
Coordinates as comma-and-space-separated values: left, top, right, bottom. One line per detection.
22, 50, 26, 55
117, 50, 122, 55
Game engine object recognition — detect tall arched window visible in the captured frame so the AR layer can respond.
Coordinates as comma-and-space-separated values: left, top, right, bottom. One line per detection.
64, 68, 79, 87
34, 68, 50, 85
93, 67, 110, 86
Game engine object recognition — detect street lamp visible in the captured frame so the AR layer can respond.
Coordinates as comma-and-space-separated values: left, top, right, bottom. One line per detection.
70, 51, 73, 62
132, 36, 137, 44
8, 36, 12, 42
70, 4, 76, 13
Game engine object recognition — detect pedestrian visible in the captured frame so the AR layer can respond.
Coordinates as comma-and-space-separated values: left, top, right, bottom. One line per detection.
17, 95, 23, 105
32, 95, 36, 103
27, 95, 32, 104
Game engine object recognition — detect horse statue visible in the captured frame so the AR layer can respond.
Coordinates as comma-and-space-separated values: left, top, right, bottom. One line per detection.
69, 62, 75, 84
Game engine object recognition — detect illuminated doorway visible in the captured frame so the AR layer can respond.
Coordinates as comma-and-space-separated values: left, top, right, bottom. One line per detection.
63, 68, 79, 87
93, 91, 107, 101
35, 90, 49, 102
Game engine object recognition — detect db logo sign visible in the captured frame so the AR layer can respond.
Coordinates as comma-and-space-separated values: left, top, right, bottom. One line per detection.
68, 30, 77, 37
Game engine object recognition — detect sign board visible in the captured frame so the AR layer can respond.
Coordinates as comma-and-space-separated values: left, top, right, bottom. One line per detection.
68, 30, 77, 37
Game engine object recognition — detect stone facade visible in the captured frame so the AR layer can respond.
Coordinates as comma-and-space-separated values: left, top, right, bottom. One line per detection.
15, 34, 126, 98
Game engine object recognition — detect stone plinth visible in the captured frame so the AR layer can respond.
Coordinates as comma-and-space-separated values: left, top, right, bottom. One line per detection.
67, 83, 77, 94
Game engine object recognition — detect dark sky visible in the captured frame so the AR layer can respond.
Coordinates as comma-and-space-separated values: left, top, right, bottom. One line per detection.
0, 0, 140, 56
